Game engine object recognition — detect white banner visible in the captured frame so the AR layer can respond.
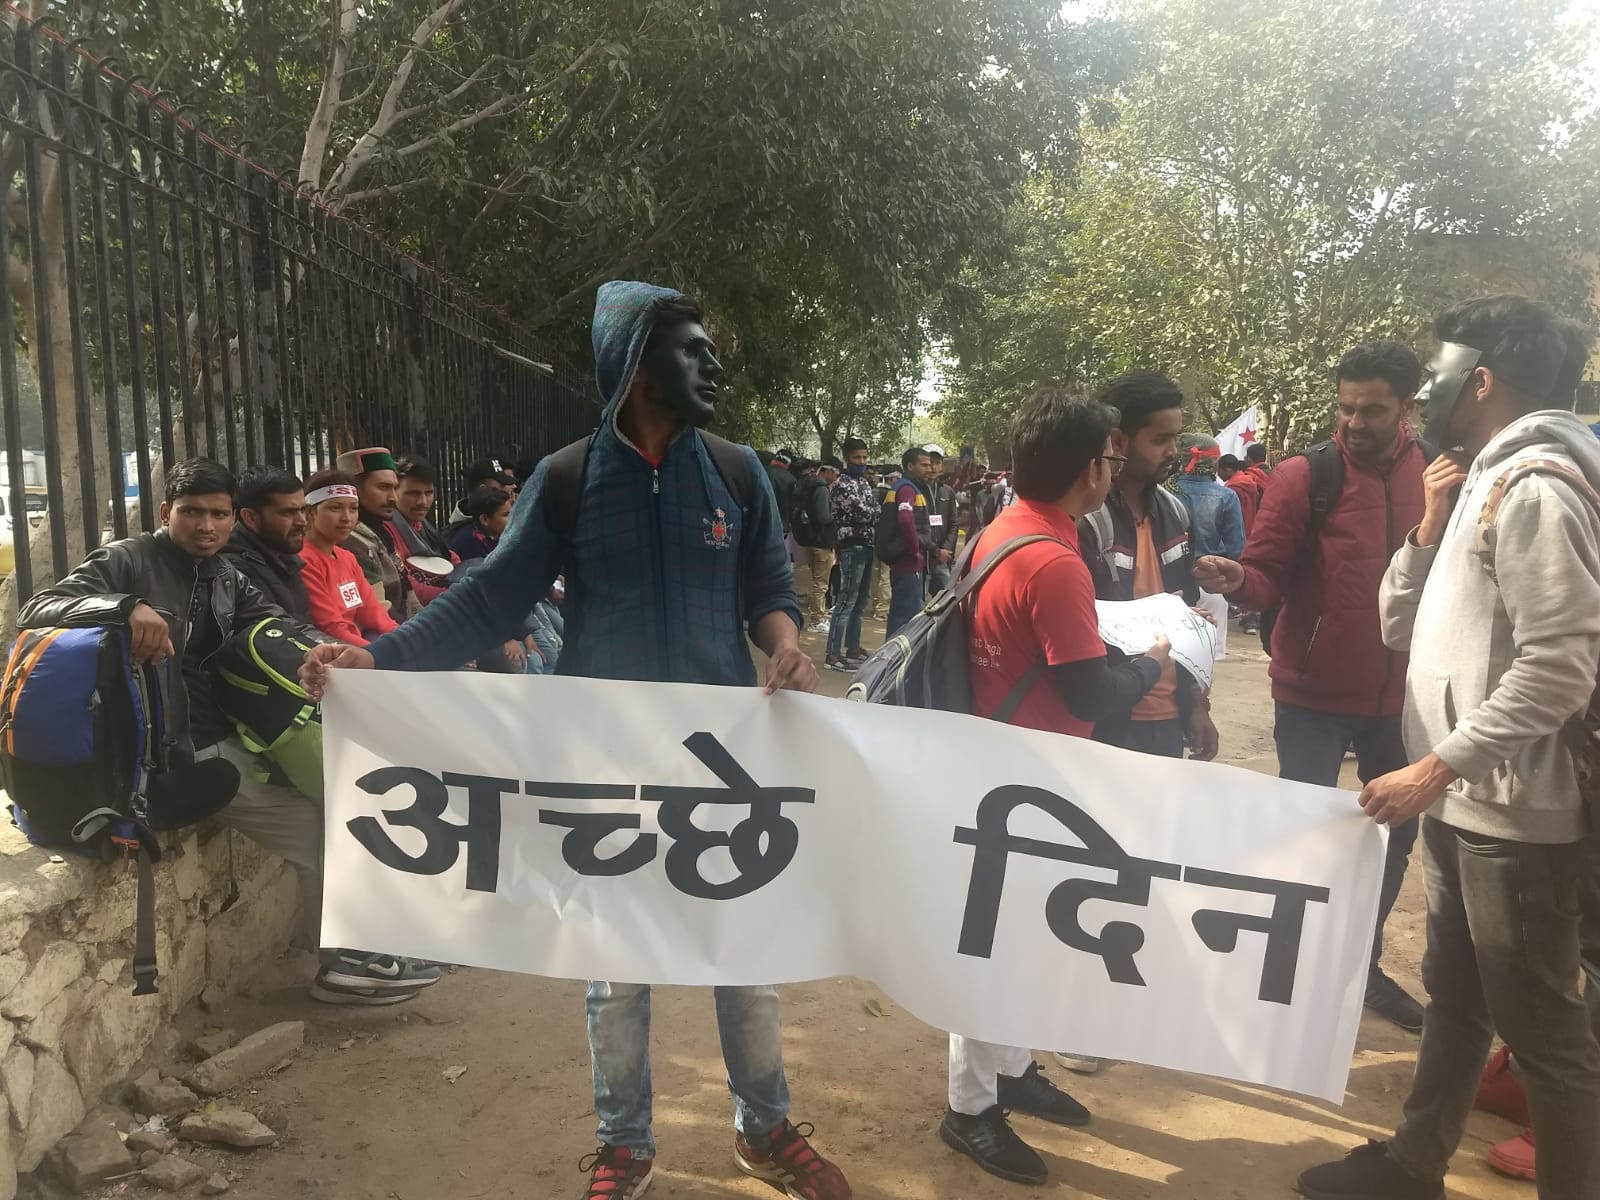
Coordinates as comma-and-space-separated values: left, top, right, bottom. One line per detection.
1218, 406, 1262, 458
322, 672, 1386, 1103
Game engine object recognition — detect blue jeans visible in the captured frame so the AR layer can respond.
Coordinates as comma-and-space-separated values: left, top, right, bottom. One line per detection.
827, 544, 872, 659
1274, 701, 1418, 973
587, 981, 790, 1154
887, 568, 925, 636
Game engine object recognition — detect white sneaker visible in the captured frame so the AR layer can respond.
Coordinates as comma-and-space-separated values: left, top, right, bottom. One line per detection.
810, 618, 831, 634
1054, 1052, 1117, 1075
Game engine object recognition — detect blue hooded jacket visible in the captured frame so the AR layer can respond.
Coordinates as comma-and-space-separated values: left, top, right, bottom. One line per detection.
367, 281, 800, 684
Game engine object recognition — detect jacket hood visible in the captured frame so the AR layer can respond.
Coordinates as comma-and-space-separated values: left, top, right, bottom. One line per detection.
592, 280, 687, 416
1476, 409, 1600, 484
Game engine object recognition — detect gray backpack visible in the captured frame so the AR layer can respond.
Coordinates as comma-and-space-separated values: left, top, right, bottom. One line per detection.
844, 532, 1060, 717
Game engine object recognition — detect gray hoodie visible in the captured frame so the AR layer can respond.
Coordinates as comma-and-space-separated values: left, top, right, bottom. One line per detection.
1379, 409, 1600, 843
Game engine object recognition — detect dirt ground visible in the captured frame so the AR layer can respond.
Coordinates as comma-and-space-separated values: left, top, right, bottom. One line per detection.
128, 608, 1535, 1200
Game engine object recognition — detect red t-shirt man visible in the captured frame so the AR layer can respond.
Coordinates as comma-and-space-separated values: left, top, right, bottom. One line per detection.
967, 499, 1106, 737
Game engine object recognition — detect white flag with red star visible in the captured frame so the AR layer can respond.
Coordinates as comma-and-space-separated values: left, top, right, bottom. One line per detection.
1217, 407, 1260, 458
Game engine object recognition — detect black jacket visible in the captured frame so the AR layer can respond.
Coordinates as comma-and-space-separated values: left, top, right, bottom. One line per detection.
1077, 483, 1203, 732
16, 531, 326, 765
219, 523, 312, 622
926, 480, 958, 552
1078, 484, 1199, 605
793, 475, 835, 549
765, 462, 797, 533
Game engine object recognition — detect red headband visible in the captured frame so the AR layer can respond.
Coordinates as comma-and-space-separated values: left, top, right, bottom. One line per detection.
1184, 445, 1222, 473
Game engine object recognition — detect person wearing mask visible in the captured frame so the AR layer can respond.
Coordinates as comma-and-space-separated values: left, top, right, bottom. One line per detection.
1297, 297, 1600, 1200
221, 466, 313, 619
1196, 340, 1430, 1032
825, 439, 878, 671
448, 483, 514, 562
942, 387, 1170, 1185
337, 446, 418, 621
1079, 370, 1218, 763
301, 281, 848, 1200
924, 445, 958, 596
390, 455, 459, 605
299, 470, 399, 647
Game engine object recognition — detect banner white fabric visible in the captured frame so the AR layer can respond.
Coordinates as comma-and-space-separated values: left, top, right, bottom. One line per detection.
1218, 406, 1262, 458
322, 672, 1386, 1103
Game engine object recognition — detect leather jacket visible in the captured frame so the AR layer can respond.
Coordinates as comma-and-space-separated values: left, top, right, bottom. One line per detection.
16, 530, 328, 765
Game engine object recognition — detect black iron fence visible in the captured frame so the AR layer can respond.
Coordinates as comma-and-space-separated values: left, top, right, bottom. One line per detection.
0, 12, 597, 609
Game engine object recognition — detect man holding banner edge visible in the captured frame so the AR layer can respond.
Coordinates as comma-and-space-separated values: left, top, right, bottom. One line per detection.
302, 281, 848, 1200
943, 386, 1171, 1186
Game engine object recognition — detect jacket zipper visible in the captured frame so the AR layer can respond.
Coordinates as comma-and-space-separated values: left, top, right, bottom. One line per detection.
1298, 615, 1322, 675
652, 466, 667, 664
1376, 472, 1398, 716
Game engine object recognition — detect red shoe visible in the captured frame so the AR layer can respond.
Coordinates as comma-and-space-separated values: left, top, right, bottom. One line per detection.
1475, 1046, 1531, 1126
577, 1144, 654, 1199
1488, 1129, 1537, 1182
735, 1120, 852, 1199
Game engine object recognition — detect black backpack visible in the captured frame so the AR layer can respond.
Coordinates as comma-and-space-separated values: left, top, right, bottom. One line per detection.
1258, 439, 1437, 654
875, 493, 909, 564
845, 531, 1060, 715
790, 477, 826, 549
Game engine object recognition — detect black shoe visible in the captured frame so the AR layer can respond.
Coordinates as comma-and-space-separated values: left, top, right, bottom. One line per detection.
1296, 1141, 1443, 1200
996, 1061, 1090, 1127
939, 1106, 1047, 1186
1365, 969, 1425, 1033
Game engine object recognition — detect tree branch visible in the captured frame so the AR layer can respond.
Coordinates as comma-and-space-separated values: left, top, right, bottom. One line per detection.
299, 0, 358, 187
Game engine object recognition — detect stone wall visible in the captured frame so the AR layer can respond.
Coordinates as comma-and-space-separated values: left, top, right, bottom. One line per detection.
0, 820, 302, 1198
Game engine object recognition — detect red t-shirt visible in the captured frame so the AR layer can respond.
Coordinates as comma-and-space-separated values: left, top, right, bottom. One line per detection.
299, 542, 399, 647
967, 499, 1105, 737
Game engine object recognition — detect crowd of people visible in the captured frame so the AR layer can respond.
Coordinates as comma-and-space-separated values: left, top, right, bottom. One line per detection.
13, 279, 1600, 1200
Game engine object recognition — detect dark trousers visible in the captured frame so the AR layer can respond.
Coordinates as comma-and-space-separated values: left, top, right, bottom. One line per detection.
1101, 717, 1186, 759
1388, 818, 1600, 1197
1274, 702, 1417, 973
887, 568, 925, 636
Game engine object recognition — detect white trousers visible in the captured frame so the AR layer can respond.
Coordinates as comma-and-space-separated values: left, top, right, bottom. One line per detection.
947, 1036, 1033, 1115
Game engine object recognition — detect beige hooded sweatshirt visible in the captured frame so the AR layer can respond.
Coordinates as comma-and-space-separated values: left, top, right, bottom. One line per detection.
1379, 408, 1600, 843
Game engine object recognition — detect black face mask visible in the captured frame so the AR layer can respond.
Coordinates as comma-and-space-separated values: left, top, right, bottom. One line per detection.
639, 319, 723, 428
1417, 341, 1483, 449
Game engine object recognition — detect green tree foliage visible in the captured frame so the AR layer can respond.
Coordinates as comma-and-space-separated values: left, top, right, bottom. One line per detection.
939, 0, 1600, 453
74, 0, 1123, 439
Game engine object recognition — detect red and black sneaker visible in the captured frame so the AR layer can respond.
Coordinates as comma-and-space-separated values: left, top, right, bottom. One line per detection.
577, 1144, 654, 1199
734, 1120, 852, 1200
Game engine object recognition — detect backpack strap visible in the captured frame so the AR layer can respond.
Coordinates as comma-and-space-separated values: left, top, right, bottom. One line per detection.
700, 431, 753, 510
1477, 458, 1600, 583
1302, 441, 1345, 548
540, 435, 594, 543
932, 534, 1063, 617
1081, 508, 1117, 581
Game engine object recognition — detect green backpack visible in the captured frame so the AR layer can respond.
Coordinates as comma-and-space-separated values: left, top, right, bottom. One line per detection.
211, 619, 323, 799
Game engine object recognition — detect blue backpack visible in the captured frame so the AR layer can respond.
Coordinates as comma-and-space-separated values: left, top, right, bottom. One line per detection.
0, 626, 238, 994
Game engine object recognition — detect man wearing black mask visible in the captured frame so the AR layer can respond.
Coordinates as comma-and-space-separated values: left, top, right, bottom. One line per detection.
302, 281, 849, 1200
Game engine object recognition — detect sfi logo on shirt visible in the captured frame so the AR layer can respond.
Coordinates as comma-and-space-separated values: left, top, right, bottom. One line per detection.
338, 580, 362, 609
703, 507, 733, 550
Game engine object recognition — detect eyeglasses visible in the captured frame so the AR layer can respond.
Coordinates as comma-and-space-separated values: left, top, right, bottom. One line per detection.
1098, 454, 1127, 477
